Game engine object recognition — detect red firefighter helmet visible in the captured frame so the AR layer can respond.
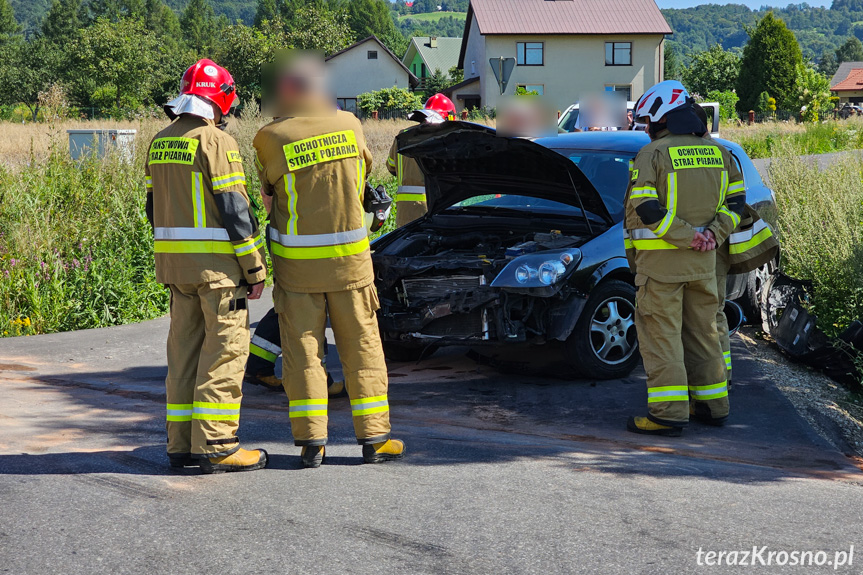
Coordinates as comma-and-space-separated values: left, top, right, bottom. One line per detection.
179, 59, 239, 116
425, 93, 456, 120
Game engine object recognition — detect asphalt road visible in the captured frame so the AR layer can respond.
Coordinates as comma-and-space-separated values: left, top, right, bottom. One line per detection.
1, 289, 862, 575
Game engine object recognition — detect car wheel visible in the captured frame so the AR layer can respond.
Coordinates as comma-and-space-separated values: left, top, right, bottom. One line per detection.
382, 341, 428, 363
565, 279, 639, 380
739, 262, 773, 324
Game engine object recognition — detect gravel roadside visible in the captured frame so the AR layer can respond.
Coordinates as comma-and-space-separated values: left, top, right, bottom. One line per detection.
737, 327, 863, 459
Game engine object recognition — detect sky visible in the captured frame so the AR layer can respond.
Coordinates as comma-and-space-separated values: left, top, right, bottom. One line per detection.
655, 0, 831, 8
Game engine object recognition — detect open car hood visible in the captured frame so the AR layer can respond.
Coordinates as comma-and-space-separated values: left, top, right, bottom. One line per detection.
396, 122, 613, 225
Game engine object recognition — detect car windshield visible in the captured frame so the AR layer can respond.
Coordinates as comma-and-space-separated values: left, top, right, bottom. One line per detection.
558, 108, 579, 133
549, 149, 635, 221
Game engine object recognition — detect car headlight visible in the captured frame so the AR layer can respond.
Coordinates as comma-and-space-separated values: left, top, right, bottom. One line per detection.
490, 249, 582, 289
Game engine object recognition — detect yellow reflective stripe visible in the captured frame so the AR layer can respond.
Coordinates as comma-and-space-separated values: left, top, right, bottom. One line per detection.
350, 395, 389, 417
630, 186, 658, 199
718, 206, 741, 229
250, 343, 278, 363
723, 351, 732, 368
631, 238, 677, 250
270, 236, 369, 260
387, 156, 397, 168
653, 172, 677, 238
192, 172, 205, 228
149, 137, 199, 165
624, 238, 633, 249
191, 401, 241, 421
727, 180, 745, 194
689, 381, 728, 400
357, 158, 365, 197
289, 398, 328, 418
717, 170, 728, 213
285, 173, 298, 236
255, 151, 264, 172
145, 176, 153, 189
729, 226, 771, 255
283, 130, 359, 171
166, 403, 193, 422
154, 240, 234, 254
397, 153, 404, 186
234, 234, 264, 257
398, 194, 427, 202
212, 172, 246, 190
647, 385, 689, 403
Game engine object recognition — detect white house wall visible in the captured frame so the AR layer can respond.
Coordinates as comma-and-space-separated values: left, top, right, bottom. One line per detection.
326, 40, 412, 100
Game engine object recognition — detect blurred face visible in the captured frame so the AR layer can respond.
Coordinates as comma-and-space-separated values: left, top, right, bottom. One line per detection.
263, 51, 333, 117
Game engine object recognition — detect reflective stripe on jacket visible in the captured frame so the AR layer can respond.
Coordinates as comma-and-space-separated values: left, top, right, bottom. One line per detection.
387, 137, 428, 227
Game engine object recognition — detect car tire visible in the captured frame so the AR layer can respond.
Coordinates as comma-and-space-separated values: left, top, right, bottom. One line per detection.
565, 279, 640, 380
382, 341, 428, 363
738, 261, 773, 324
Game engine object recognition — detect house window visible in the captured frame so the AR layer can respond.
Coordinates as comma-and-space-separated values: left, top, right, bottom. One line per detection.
421, 63, 427, 77
516, 42, 544, 66
367, 50, 378, 60
604, 84, 632, 100
605, 42, 631, 66
337, 98, 358, 114
516, 84, 544, 95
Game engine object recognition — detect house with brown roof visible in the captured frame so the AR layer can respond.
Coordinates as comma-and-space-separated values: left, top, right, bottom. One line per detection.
831, 61, 863, 104
449, 0, 672, 114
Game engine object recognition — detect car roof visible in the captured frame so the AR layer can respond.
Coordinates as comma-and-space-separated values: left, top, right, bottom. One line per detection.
535, 130, 741, 156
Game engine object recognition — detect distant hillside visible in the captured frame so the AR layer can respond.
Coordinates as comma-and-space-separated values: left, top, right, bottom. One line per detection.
9, 0, 256, 34
662, 0, 863, 60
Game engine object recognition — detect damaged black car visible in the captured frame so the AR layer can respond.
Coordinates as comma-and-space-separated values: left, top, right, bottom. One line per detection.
371, 123, 776, 380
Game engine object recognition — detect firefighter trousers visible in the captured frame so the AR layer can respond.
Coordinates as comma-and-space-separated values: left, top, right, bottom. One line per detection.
165, 283, 250, 458
274, 283, 391, 446
635, 274, 729, 426
247, 307, 331, 381
716, 245, 732, 382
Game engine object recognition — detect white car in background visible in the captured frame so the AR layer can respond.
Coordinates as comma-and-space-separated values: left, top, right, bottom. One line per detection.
558, 101, 721, 136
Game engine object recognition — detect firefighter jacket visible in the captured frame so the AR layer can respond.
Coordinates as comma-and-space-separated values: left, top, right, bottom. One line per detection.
387, 138, 427, 226
145, 115, 267, 287
253, 111, 375, 293
623, 130, 745, 283
727, 204, 779, 274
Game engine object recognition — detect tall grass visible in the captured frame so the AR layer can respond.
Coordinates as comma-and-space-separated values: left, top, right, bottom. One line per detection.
723, 118, 863, 159
0, 125, 167, 336
768, 146, 863, 335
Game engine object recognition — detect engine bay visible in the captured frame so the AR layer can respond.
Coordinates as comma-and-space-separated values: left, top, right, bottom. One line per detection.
373, 218, 595, 343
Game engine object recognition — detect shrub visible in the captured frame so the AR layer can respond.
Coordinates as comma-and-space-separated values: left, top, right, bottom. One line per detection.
706, 89, 739, 121
357, 86, 423, 118
768, 148, 863, 335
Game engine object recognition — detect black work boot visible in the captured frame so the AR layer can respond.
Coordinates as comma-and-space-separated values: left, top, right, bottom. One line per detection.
301, 446, 325, 469
168, 452, 199, 469
690, 403, 728, 427
362, 439, 406, 463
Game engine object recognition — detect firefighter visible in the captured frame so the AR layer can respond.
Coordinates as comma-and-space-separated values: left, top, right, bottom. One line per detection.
253, 55, 405, 467
386, 93, 455, 227
145, 59, 269, 472
624, 81, 745, 436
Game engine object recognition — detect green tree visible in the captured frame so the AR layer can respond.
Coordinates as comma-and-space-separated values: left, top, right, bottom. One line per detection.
345, 0, 397, 40
41, 0, 81, 41
796, 64, 832, 121
378, 28, 408, 57
424, 67, 448, 97
705, 89, 739, 120
254, 0, 278, 26
0, 37, 64, 120
214, 20, 288, 101
145, 0, 181, 39
181, 0, 218, 55
682, 44, 740, 96
287, 5, 353, 54
818, 52, 838, 77
448, 65, 463, 86
736, 12, 802, 112
663, 42, 683, 81
357, 85, 422, 116
0, 0, 19, 37
835, 36, 863, 63
72, 17, 164, 109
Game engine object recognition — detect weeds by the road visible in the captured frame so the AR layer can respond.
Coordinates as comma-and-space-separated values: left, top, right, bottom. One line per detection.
768, 147, 863, 336
723, 117, 863, 159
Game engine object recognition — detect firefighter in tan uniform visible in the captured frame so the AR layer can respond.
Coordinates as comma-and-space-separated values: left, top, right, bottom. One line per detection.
623, 81, 746, 436
145, 59, 268, 473
386, 94, 456, 227
253, 56, 405, 467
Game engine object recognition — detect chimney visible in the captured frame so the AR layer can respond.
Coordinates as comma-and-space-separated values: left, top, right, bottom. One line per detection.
430, 37, 438, 48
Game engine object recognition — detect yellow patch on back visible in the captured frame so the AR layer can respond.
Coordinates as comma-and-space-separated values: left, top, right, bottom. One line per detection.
667, 146, 725, 169
283, 130, 359, 171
